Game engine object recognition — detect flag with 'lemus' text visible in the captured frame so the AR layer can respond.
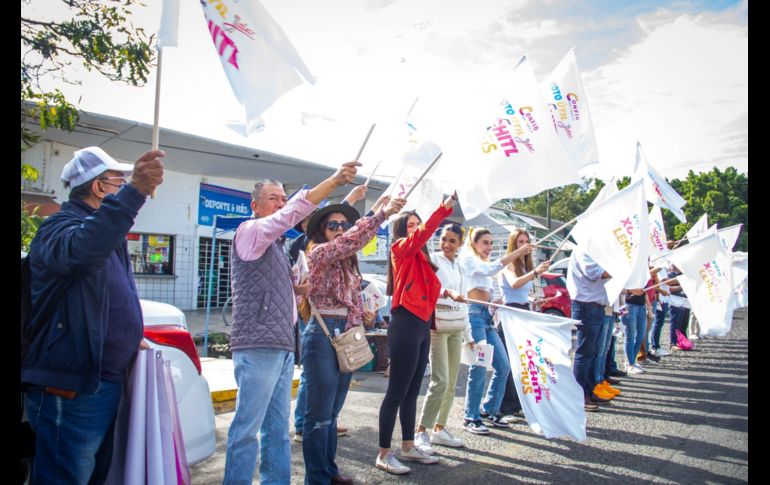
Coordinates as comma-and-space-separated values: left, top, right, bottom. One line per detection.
199, 0, 315, 134
667, 230, 735, 337
570, 179, 650, 304
498, 307, 586, 441
648, 204, 669, 260
456, 54, 581, 220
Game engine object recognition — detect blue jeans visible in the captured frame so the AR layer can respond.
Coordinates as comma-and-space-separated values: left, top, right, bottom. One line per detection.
607, 335, 619, 373
670, 306, 691, 346
224, 348, 294, 485
622, 304, 647, 365
593, 314, 614, 384
464, 304, 511, 421
294, 318, 307, 433
572, 301, 605, 396
301, 317, 353, 485
650, 302, 669, 350
25, 380, 123, 485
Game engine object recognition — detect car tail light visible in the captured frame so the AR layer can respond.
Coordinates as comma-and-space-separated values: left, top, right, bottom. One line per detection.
144, 325, 203, 374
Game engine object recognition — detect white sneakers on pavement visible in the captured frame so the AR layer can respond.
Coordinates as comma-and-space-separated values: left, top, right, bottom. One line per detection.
414, 431, 433, 455
376, 452, 411, 475
430, 428, 464, 448
397, 446, 439, 464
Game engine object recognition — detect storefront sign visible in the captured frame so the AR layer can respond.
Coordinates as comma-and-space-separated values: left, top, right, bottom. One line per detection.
198, 183, 251, 226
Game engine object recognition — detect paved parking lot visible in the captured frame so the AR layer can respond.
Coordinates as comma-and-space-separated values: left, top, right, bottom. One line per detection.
190, 308, 748, 484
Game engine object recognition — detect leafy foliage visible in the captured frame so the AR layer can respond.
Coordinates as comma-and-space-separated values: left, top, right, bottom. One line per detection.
21, 0, 154, 147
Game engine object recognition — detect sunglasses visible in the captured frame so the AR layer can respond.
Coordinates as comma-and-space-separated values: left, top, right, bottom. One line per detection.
325, 221, 353, 231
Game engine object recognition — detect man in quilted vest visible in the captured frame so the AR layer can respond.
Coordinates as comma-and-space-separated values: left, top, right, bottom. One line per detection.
223, 161, 359, 485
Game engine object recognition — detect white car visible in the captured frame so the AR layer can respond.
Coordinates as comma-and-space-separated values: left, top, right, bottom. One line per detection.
140, 299, 217, 465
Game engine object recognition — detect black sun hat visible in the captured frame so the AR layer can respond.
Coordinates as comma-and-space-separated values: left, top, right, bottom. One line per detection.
306, 203, 361, 239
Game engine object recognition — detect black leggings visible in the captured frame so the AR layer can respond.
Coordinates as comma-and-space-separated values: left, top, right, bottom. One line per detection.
378, 306, 431, 449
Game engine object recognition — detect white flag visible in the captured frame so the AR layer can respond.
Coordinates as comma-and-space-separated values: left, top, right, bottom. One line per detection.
718, 224, 743, 252
648, 205, 669, 259
158, 0, 180, 48
199, 1, 315, 134
633, 142, 687, 223
571, 179, 650, 304
456, 55, 581, 220
667, 232, 735, 337
570, 178, 618, 243
382, 122, 444, 223
498, 307, 586, 441
731, 251, 748, 309
686, 213, 709, 242
540, 48, 599, 170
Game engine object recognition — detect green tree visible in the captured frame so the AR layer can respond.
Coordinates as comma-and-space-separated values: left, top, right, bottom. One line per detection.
21, 0, 155, 249
665, 167, 748, 251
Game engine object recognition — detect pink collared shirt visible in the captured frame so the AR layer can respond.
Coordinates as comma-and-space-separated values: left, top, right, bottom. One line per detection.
233, 189, 317, 324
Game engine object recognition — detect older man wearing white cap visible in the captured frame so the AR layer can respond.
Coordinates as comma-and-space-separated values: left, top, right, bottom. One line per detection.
21, 146, 164, 485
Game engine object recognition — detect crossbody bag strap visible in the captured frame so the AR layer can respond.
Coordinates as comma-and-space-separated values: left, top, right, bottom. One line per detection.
309, 300, 337, 347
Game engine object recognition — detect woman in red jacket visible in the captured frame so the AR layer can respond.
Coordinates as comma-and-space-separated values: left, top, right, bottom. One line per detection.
375, 193, 458, 475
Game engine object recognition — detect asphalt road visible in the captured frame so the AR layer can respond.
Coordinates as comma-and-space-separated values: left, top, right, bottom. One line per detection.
191, 307, 748, 484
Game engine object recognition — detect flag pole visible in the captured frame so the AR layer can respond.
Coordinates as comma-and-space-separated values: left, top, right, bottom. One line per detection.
150, 47, 164, 198
535, 216, 579, 246
364, 161, 381, 188
547, 226, 577, 263
403, 152, 443, 199
644, 277, 678, 292
355, 123, 377, 162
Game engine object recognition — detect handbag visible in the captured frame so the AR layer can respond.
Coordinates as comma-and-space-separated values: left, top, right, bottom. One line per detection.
434, 303, 469, 333
675, 329, 694, 350
310, 301, 374, 373
434, 268, 469, 333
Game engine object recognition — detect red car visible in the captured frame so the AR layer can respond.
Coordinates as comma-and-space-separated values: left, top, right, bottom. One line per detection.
537, 272, 572, 318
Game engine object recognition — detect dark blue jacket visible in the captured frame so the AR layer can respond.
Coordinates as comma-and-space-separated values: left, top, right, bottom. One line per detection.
21, 185, 147, 394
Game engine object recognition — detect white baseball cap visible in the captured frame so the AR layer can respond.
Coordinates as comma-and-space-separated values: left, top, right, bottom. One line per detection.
61, 146, 134, 189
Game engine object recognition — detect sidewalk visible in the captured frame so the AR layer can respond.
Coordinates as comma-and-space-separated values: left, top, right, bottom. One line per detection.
190, 308, 302, 413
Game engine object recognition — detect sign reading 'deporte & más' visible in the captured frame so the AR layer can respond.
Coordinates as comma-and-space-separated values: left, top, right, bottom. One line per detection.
198, 183, 251, 226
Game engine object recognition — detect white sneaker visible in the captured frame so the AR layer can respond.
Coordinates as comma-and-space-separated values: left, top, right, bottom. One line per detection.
689, 334, 700, 340
397, 446, 439, 464
656, 348, 671, 357
414, 431, 433, 455
376, 452, 411, 475
633, 364, 645, 373
626, 365, 643, 375
430, 428, 464, 448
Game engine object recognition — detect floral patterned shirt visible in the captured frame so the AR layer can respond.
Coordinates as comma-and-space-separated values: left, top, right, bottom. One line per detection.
307, 210, 387, 330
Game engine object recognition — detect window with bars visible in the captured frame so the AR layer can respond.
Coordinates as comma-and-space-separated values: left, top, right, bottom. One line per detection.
197, 237, 233, 308
127, 233, 175, 275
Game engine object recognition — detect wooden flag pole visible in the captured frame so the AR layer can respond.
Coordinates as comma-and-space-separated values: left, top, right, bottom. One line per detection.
403, 152, 443, 199
150, 47, 164, 198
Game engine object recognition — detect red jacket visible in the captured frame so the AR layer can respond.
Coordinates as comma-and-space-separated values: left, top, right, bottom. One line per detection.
390, 204, 453, 322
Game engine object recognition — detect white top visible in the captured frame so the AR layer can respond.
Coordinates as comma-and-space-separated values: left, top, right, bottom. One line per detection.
430, 251, 473, 343
459, 252, 504, 294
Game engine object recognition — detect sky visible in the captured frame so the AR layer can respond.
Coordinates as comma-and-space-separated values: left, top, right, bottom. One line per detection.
23, 0, 748, 186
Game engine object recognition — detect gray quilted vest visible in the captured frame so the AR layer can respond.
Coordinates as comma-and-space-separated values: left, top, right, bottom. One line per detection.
230, 235, 295, 352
